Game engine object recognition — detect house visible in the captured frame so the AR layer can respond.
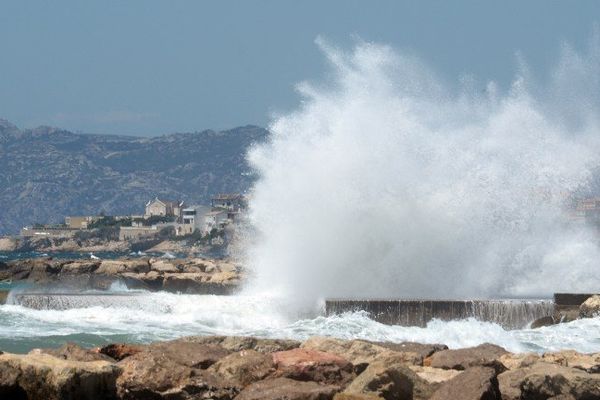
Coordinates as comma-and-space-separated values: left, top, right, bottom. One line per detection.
203, 210, 228, 234
211, 194, 247, 212
145, 198, 185, 218
178, 205, 210, 236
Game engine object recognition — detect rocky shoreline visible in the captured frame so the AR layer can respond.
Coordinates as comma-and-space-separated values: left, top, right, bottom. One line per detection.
0, 257, 243, 295
1, 335, 599, 399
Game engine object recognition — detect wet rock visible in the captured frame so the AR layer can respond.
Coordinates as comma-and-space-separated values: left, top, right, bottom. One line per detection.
542, 350, 600, 373
343, 360, 435, 400
0, 352, 120, 400
272, 348, 354, 386
580, 295, 600, 318
37, 342, 115, 362
99, 343, 144, 361
429, 366, 501, 400
425, 343, 508, 372
208, 349, 275, 387
235, 377, 340, 400
121, 271, 164, 290
530, 315, 556, 329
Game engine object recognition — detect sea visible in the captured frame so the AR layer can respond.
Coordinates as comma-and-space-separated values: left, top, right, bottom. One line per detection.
1, 251, 600, 355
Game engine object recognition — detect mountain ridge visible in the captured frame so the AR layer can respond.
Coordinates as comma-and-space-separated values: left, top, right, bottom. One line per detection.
0, 119, 268, 235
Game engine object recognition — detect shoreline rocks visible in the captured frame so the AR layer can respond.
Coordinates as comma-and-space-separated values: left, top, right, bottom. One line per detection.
0, 257, 243, 295
1, 336, 600, 400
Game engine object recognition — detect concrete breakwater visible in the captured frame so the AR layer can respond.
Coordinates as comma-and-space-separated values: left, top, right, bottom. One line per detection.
325, 298, 556, 329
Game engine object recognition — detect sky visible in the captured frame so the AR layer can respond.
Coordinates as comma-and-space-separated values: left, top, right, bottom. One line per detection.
0, 1, 598, 136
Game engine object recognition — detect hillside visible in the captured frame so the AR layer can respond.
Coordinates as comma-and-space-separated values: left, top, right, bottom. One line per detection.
0, 119, 267, 235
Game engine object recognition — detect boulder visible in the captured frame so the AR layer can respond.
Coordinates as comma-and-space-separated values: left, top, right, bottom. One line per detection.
95, 260, 127, 275
179, 335, 301, 353
429, 366, 501, 400
498, 361, 600, 400
425, 343, 508, 372
99, 343, 144, 361
208, 349, 275, 387
36, 342, 115, 362
60, 261, 101, 274
542, 350, 600, 373
235, 377, 340, 400
146, 340, 231, 368
333, 394, 382, 400
498, 353, 540, 370
372, 341, 448, 358
580, 295, 600, 318
301, 337, 421, 372
120, 271, 164, 291
117, 348, 237, 400
272, 348, 354, 386
150, 259, 179, 273
0, 352, 120, 400
530, 315, 556, 329
342, 360, 435, 400
408, 365, 462, 384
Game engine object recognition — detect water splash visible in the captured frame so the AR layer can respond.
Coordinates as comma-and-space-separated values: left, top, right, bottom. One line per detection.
243, 37, 600, 310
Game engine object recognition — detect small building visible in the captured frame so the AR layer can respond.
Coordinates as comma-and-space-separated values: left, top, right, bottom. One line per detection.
119, 225, 159, 241
64, 216, 100, 229
211, 194, 247, 212
145, 198, 185, 218
203, 210, 228, 234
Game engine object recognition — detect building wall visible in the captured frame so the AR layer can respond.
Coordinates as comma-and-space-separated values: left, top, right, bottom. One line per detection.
145, 201, 167, 217
119, 226, 158, 241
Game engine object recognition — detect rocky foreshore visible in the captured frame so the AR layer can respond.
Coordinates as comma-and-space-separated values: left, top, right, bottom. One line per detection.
0, 257, 242, 295
1, 335, 599, 399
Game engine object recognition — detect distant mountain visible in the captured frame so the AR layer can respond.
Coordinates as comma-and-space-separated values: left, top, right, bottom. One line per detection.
0, 119, 268, 235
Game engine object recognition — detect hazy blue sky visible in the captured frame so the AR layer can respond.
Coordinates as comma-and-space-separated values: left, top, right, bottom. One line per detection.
1, 1, 598, 136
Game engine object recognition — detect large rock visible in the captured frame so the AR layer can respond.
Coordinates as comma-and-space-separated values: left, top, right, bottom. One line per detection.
180, 335, 301, 353
429, 366, 501, 400
373, 341, 448, 359
498, 361, 600, 400
0, 352, 120, 400
342, 360, 435, 400
117, 347, 237, 400
208, 349, 275, 387
542, 350, 600, 373
302, 337, 422, 371
99, 343, 144, 361
146, 340, 231, 368
580, 295, 600, 318
272, 348, 354, 386
425, 343, 508, 372
37, 342, 115, 362
235, 377, 340, 400
498, 353, 540, 370
408, 365, 462, 384
150, 259, 179, 273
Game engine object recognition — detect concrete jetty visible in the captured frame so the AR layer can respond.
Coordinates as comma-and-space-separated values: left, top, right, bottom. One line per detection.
325, 298, 555, 329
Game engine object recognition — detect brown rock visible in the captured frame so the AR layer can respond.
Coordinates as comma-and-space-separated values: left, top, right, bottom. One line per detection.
95, 260, 128, 275
542, 350, 600, 373
180, 335, 301, 353
150, 259, 179, 273
408, 365, 462, 384
272, 348, 354, 386
426, 343, 509, 372
60, 261, 101, 274
0, 352, 120, 400
343, 360, 435, 400
580, 295, 600, 318
372, 341, 448, 358
301, 337, 421, 372
530, 315, 556, 329
146, 340, 231, 368
333, 394, 382, 400
117, 349, 237, 400
498, 353, 540, 370
99, 343, 144, 361
498, 361, 600, 400
235, 377, 340, 400
37, 342, 115, 362
429, 366, 501, 400
209, 349, 275, 387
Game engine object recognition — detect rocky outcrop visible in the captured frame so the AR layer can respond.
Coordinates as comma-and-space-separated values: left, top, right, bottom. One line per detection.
0, 352, 120, 400
429, 366, 501, 400
579, 295, 600, 318
1, 256, 243, 295
425, 343, 509, 372
2, 336, 600, 400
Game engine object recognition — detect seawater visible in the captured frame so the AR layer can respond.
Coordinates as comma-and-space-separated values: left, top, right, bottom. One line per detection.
1, 290, 599, 354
